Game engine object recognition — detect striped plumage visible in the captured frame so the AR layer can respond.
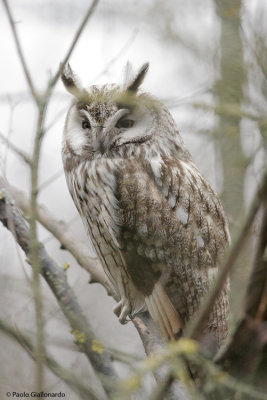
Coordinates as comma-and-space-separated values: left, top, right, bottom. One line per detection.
61, 63, 230, 348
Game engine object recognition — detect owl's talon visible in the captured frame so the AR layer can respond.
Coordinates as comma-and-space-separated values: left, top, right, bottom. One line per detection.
113, 300, 123, 317
119, 303, 131, 324
113, 300, 131, 324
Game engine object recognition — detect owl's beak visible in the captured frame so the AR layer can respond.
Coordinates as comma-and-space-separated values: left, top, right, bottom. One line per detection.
96, 126, 114, 155
99, 137, 106, 155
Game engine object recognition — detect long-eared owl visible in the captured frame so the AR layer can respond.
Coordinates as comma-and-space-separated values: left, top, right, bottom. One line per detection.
61, 63, 230, 348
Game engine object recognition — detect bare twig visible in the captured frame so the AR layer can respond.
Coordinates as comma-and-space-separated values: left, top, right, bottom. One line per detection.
8, 183, 174, 360
39, 169, 64, 191
3, 0, 100, 390
216, 199, 267, 389
0, 318, 104, 400
29, 105, 46, 391
7, 182, 178, 389
2, 0, 38, 101
246, 205, 267, 319
0, 180, 118, 394
0, 131, 31, 165
92, 28, 138, 82
47, 0, 99, 93
44, 26, 136, 136
44, 104, 69, 132
8, 184, 114, 294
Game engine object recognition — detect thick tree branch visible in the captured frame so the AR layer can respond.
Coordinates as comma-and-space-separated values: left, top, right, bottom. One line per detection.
0, 179, 118, 394
9, 183, 172, 356
8, 183, 115, 296
3, 179, 186, 397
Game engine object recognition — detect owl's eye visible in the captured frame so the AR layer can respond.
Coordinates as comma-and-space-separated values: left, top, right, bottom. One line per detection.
82, 120, 91, 130
116, 119, 134, 129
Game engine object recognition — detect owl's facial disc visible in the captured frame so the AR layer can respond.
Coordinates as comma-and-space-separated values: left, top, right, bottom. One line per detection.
70, 95, 151, 154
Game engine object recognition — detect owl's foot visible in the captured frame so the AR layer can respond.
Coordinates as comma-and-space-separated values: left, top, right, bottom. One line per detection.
113, 300, 131, 324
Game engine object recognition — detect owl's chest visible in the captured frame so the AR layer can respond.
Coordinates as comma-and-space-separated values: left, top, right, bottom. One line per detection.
67, 159, 122, 247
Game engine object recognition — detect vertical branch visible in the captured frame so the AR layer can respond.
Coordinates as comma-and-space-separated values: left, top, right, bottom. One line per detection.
0, 184, 118, 397
3, 0, 100, 392
2, 0, 38, 101
214, 0, 246, 220
214, 0, 252, 332
46, 0, 99, 94
29, 102, 47, 391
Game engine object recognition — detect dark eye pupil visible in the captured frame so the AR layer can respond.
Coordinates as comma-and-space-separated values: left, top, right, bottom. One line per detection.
82, 120, 90, 129
116, 119, 134, 129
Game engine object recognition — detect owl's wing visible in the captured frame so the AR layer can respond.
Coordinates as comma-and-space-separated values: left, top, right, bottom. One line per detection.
116, 155, 230, 341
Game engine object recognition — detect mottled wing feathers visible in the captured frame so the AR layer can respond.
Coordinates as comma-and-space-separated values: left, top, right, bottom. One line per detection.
115, 156, 229, 343
67, 152, 229, 343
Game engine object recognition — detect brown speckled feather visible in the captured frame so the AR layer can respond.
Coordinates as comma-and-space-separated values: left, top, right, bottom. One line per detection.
61, 63, 230, 347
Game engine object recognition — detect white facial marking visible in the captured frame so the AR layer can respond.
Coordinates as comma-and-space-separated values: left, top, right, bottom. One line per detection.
65, 106, 87, 154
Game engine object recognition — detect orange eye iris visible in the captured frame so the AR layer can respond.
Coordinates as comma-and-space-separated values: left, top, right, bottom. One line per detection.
82, 120, 91, 129
116, 119, 134, 129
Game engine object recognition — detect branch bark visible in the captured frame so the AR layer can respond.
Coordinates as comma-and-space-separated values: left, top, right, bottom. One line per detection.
3, 0, 100, 390
2, 0, 38, 101
0, 179, 117, 396
2, 179, 186, 398
9, 183, 116, 297
7, 181, 170, 354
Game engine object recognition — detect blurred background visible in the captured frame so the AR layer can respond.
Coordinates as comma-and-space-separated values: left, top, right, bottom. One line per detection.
0, 0, 266, 398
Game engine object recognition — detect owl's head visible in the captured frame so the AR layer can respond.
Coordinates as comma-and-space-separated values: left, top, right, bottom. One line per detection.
61, 62, 161, 161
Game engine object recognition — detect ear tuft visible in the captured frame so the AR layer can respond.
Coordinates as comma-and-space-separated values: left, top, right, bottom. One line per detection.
126, 62, 149, 92
61, 63, 83, 97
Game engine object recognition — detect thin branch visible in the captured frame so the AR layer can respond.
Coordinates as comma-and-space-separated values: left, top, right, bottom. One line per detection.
246, 204, 267, 319
44, 104, 69, 132
9, 184, 175, 362
5, 185, 180, 391
0, 180, 118, 393
5, 181, 177, 388
92, 28, 138, 83
39, 169, 64, 191
44, 26, 136, 135
191, 101, 267, 129
29, 104, 46, 392
0, 318, 103, 400
8, 183, 114, 295
20, 0, 99, 389
47, 0, 99, 93
216, 203, 267, 389
2, 0, 38, 101
0, 131, 31, 165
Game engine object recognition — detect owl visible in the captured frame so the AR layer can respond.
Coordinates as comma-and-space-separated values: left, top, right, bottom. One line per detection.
61, 62, 230, 349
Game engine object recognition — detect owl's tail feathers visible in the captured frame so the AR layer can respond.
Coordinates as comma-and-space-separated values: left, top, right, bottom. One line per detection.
145, 282, 182, 341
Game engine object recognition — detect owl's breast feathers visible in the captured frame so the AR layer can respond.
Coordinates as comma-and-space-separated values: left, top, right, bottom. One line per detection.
67, 155, 230, 344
